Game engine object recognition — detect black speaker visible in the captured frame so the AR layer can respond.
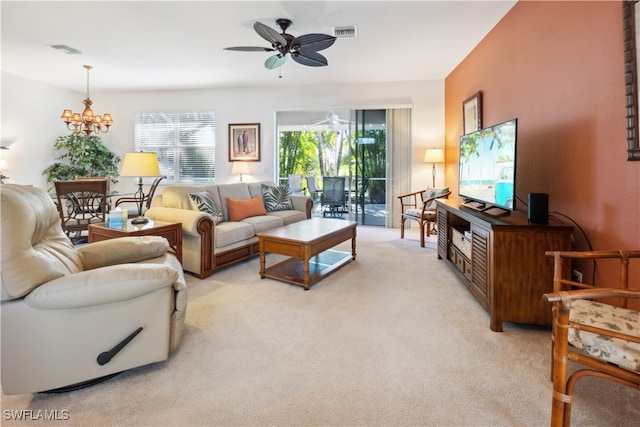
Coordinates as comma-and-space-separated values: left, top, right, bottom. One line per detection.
528, 193, 549, 224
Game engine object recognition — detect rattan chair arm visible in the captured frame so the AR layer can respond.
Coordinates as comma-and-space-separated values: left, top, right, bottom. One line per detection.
397, 189, 426, 200
420, 190, 451, 213
544, 288, 640, 303
545, 250, 640, 260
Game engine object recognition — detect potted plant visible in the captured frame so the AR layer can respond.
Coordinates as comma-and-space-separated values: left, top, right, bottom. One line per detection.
43, 133, 121, 189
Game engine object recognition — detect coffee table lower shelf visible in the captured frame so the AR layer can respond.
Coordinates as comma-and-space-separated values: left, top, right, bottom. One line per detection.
261, 249, 354, 289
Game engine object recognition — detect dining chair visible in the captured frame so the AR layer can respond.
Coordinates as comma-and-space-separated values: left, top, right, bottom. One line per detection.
54, 178, 109, 243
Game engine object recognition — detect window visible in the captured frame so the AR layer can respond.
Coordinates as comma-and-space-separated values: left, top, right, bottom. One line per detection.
135, 112, 215, 183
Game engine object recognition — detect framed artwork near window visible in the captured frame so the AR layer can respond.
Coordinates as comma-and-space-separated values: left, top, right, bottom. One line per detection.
229, 123, 260, 161
463, 91, 482, 135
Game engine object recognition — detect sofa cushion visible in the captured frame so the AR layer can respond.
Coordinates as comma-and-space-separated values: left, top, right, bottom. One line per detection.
226, 195, 267, 222
267, 210, 307, 226
78, 236, 169, 270
217, 183, 251, 221
161, 186, 203, 210
189, 191, 223, 224
241, 215, 284, 233
261, 184, 294, 212
568, 299, 640, 374
214, 221, 255, 248
248, 182, 274, 198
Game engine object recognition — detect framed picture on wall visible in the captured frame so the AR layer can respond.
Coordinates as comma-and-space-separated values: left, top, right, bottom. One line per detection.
229, 123, 261, 161
463, 91, 482, 135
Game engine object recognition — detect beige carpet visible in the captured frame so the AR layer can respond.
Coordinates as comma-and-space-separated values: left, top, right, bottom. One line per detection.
1, 226, 638, 426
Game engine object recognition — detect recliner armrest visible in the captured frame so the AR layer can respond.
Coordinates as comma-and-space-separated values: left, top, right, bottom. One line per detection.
24, 263, 180, 309
78, 236, 169, 270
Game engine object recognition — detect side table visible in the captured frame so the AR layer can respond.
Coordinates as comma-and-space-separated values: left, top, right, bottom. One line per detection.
88, 219, 182, 263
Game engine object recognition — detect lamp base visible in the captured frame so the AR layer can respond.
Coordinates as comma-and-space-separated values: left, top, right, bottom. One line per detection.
131, 216, 149, 225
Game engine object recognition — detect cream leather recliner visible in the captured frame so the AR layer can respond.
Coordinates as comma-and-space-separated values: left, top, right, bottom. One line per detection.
0, 184, 187, 395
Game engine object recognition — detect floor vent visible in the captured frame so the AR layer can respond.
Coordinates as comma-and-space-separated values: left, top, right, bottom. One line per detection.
332, 26, 357, 38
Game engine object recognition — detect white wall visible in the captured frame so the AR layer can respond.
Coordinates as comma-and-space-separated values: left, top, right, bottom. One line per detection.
1, 71, 444, 195
1, 72, 83, 190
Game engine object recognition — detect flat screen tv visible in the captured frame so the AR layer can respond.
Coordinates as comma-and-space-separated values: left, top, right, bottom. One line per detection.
459, 118, 517, 213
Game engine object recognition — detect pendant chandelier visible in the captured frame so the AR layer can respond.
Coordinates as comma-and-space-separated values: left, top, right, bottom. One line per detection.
60, 65, 113, 136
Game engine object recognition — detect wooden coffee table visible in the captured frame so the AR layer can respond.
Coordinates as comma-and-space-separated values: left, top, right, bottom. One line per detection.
88, 219, 182, 263
258, 218, 357, 290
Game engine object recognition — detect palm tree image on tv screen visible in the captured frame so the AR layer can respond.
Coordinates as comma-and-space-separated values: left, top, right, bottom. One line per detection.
459, 118, 517, 211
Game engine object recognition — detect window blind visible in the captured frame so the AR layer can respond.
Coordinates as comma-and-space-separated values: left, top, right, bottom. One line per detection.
135, 112, 216, 183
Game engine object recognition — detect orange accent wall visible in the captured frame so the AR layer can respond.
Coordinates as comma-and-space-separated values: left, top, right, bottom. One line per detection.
445, 1, 640, 297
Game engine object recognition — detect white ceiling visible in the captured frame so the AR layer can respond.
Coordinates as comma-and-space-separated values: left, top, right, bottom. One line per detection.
1, 1, 516, 93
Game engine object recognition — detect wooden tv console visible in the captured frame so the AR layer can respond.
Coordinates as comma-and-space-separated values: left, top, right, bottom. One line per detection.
435, 199, 572, 331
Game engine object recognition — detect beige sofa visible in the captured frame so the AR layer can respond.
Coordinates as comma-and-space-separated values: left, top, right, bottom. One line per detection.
146, 181, 313, 278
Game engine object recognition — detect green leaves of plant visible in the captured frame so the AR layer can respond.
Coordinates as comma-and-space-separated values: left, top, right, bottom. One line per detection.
43, 133, 121, 187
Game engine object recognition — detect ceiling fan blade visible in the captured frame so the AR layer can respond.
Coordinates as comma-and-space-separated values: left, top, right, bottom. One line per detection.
292, 51, 328, 67
254, 21, 287, 48
291, 34, 337, 52
265, 54, 288, 70
224, 46, 275, 52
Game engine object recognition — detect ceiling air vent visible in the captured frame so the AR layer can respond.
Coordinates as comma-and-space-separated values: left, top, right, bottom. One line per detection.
332, 26, 357, 38
50, 44, 82, 55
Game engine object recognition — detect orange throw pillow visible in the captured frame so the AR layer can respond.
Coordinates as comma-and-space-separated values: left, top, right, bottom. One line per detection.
226, 195, 267, 222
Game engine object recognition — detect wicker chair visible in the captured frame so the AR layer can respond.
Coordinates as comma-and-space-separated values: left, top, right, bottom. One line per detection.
543, 250, 640, 427
398, 187, 450, 247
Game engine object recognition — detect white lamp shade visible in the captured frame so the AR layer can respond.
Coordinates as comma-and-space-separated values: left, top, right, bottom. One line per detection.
0, 160, 7, 172
424, 148, 444, 163
231, 162, 249, 175
120, 152, 161, 177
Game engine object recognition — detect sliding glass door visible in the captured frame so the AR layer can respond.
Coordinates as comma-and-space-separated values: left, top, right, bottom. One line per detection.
351, 109, 387, 226
276, 109, 388, 226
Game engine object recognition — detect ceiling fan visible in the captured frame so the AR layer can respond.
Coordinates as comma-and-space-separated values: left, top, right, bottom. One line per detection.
311, 111, 352, 129
224, 18, 337, 70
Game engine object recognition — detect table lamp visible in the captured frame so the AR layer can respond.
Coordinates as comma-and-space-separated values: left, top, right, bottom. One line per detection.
231, 162, 249, 182
423, 148, 444, 188
120, 151, 161, 224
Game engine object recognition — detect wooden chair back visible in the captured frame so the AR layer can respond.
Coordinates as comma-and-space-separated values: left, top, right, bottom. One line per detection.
54, 178, 108, 242
398, 188, 451, 247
